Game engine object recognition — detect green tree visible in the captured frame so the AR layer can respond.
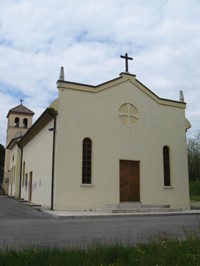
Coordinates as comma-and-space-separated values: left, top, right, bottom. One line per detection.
0, 144, 5, 187
187, 131, 200, 181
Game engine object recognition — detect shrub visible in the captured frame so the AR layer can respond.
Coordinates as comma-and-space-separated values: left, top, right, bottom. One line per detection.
190, 179, 200, 200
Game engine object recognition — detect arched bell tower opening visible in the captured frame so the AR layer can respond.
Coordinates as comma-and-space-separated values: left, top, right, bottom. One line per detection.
3, 100, 34, 194
14, 117, 19, 127
23, 118, 28, 128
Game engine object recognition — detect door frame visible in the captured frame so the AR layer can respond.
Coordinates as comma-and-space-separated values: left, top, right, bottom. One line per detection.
119, 159, 140, 202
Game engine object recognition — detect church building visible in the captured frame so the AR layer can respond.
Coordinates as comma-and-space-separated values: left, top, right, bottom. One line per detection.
4, 55, 191, 211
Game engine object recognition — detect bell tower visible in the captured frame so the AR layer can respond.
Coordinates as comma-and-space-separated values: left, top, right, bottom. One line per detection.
6, 100, 34, 145
3, 101, 34, 194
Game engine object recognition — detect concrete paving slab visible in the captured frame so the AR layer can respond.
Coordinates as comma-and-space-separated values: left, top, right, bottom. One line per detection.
2, 194, 200, 220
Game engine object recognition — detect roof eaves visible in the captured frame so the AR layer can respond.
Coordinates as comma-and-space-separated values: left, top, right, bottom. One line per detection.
56, 75, 123, 91
134, 78, 186, 108
7, 137, 22, 150
18, 108, 58, 148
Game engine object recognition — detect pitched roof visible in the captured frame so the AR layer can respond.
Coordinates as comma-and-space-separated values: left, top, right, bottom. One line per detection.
7, 104, 34, 117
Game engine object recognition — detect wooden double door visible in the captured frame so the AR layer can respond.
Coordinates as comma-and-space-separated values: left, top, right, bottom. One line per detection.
120, 160, 140, 202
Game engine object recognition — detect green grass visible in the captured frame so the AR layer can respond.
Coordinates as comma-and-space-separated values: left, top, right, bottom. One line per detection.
1, 239, 200, 266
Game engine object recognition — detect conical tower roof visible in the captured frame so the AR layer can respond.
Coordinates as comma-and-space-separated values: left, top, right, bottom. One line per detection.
7, 104, 34, 118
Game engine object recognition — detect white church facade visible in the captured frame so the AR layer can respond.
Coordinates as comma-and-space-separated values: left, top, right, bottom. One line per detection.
4, 61, 191, 211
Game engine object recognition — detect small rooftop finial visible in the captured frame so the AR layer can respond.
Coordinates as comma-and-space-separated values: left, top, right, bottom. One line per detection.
179, 90, 184, 102
20, 99, 23, 105
59, 66, 64, 81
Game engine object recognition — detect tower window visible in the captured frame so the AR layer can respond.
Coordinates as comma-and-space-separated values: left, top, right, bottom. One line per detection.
14, 117, 19, 127
23, 118, 28, 128
82, 138, 92, 184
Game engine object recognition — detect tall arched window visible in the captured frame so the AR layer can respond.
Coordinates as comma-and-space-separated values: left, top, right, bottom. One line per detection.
23, 118, 28, 128
82, 138, 92, 184
15, 117, 19, 127
163, 146, 171, 186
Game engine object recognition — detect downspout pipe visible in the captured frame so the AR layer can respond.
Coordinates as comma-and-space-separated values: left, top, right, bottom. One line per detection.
49, 111, 57, 210
19, 146, 23, 198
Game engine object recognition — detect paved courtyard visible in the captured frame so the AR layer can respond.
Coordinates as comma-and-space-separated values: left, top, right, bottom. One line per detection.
0, 195, 200, 250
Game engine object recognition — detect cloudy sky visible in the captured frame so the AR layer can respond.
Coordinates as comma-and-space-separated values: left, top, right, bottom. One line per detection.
0, 0, 199, 145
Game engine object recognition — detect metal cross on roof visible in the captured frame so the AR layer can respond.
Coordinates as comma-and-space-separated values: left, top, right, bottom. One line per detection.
120, 53, 133, 73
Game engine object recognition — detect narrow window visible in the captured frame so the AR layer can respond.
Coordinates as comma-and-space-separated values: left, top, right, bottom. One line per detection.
22, 161, 25, 187
82, 138, 92, 184
25, 173, 28, 191
163, 146, 171, 186
13, 166, 16, 183
11, 167, 13, 183
15, 117, 19, 127
23, 118, 28, 128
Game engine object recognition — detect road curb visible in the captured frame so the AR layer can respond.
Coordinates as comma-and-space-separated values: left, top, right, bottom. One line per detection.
43, 210, 200, 219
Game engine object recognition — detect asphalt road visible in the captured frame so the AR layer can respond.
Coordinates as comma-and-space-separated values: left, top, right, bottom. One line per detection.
0, 196, 200, 250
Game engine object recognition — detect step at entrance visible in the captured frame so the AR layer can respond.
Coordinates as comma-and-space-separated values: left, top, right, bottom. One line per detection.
97, 203, 182, 213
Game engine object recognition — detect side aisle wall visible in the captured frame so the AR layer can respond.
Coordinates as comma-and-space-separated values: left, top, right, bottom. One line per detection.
8, 144, 21, 197
21, 121, 54, 207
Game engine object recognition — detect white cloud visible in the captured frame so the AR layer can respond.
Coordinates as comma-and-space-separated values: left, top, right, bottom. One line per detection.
0, 0, 200, 144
